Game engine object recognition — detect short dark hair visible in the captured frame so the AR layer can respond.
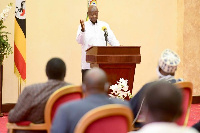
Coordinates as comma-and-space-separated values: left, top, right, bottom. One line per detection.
144, 81, 182, 121
46, 58, 66, 80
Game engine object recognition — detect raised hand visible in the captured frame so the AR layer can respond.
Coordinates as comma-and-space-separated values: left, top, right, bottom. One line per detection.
80, 19, 85, 32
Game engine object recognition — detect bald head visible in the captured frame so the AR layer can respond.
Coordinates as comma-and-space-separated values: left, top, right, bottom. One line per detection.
87, 5, 98, 24
144, 81, 182, 122
88, 5, 98, 12
83, 68, 108, 94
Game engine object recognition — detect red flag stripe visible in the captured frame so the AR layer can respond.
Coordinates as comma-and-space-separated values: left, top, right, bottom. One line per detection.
14, 43, 26, 80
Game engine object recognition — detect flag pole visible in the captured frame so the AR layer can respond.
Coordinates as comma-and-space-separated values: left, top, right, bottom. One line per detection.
18, 77, 22, 97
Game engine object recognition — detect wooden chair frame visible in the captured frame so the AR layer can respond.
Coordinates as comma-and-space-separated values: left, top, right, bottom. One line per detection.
7, 85, 82, 133
74, 104, 133, 133
175, 81, 193, 126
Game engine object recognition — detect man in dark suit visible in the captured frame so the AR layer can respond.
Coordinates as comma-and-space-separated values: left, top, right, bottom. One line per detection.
51, 68, 130, 133
192, 121, 200, 132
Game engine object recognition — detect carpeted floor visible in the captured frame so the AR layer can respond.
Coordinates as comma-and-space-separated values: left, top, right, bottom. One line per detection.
0, 113, 8, 133
0, 104, 200, 133
187, 104, 200, 126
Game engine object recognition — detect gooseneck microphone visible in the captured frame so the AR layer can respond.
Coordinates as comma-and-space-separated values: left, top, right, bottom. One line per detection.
102, 26, 108, 46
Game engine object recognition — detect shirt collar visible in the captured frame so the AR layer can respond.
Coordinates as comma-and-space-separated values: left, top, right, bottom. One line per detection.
142, 122, 178, 129
47, 79, 64, 83
86, 93, 108, 99
89, 20, 98, 25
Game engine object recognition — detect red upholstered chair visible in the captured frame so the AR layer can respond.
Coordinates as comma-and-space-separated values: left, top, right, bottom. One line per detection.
175, 82, 193, 126
74, 104, 133, 133
7, 85, 83, 133
132, 81, 193, 130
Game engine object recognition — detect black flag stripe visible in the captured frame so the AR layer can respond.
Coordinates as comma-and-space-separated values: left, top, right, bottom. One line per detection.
15, 17, 26, 38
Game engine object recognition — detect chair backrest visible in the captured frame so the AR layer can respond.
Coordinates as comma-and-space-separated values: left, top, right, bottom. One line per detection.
175, 82, 193, 126
7, 85, 82, 133
44, 85, 83, 130
74, 104, 133, 133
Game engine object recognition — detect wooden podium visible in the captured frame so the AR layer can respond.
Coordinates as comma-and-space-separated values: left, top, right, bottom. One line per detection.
86, 46, 141, 98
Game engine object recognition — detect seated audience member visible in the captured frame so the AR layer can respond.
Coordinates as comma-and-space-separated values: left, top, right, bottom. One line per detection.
51, 68, 130, 133
8, 58, 70, 133
192, 121, 200, 132
130, 49, 183, 126
129, 81, 198, 133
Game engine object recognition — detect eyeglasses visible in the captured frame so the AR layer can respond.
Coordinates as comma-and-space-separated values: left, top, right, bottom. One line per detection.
88, 11, 99, 16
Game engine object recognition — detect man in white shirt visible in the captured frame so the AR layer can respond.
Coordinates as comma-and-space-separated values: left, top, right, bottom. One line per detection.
76, 5, 120, 81
129, 81, 198, 133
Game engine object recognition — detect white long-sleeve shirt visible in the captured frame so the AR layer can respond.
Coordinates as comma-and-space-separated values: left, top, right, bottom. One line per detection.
129, 122, 198, 133
76, 20, 120, 69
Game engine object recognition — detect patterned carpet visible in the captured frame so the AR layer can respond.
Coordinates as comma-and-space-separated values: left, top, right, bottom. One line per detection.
0, 104, 200, 133
187, 104, 200, 126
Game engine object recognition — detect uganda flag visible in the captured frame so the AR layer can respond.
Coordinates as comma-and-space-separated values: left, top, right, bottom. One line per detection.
14, 0, 26, 81
86, 0, 97, 21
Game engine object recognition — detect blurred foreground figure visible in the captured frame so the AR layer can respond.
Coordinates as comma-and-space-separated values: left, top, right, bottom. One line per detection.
51, 68, 130, 133
129, 81, 198, 133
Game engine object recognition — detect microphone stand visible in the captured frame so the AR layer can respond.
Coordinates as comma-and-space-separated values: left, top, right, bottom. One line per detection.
104, 32, 108, 46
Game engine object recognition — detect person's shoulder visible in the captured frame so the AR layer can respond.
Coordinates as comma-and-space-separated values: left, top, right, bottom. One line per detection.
98, 20, 109, 26
98, 20, 107, 23
139, 81, 155, 94
182, 126, 199, 133
110, 98, 130, 107
65, 82, 72, 86
182, 127, 199, 133
168, 78, 183, 84
24, 82, 46, 92
59, 99, 84, 111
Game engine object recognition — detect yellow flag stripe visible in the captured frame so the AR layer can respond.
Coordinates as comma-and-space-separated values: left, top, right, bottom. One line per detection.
14, 64, 26, 82
14, 18, 26, 61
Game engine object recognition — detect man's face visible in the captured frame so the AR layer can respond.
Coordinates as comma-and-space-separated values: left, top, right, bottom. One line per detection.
88, 7, 98, 24
157, 66, 175, 79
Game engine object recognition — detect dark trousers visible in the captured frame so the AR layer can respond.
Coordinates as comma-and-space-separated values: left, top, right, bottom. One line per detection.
81, 69, 90, 82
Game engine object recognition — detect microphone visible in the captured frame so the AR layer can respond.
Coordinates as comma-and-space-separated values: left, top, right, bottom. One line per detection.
102, 26, 108, 35
102, 26, 108, 46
